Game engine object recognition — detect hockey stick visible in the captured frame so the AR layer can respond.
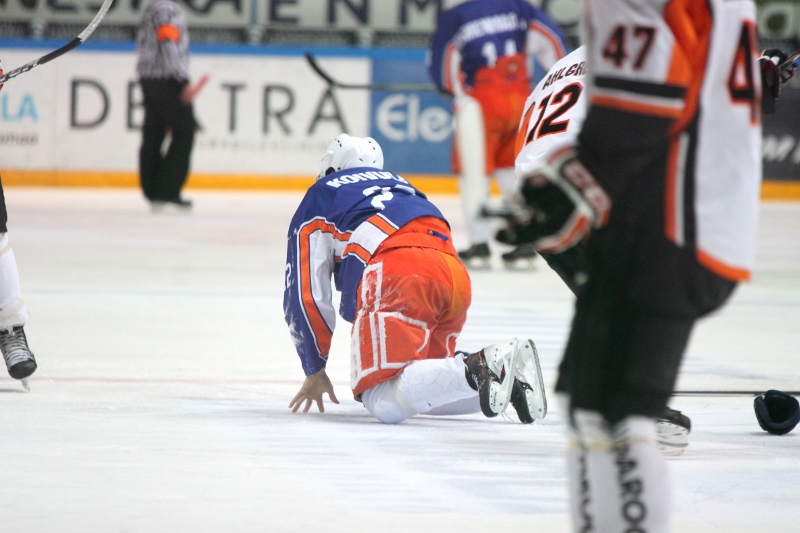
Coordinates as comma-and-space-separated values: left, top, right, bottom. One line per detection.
0, 0, 113, 85
779, 49, 800, 71
674, 390, 800, 397
304, 52, 440, 92
184, 74, 210, 102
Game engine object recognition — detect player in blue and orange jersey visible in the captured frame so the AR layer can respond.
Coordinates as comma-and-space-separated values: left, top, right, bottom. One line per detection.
427, 0, 567, 269
283, 134, 546, 425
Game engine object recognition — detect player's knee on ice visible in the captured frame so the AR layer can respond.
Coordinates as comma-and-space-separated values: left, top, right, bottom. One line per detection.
361, 357, 479, 424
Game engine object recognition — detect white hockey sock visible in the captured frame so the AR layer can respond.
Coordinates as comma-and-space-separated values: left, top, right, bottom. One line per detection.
569, 407, 673, 533
611, 416, 673, 532
361, 356, 478, 424
559, 396, 594, 531
455, 95, 493, 246
0, 233, 28, 330
424, 396, 481, 416
493, 168, 518, 204
460, 176, 493, 245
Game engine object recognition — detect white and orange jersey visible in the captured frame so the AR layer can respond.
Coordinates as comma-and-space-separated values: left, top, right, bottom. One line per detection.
515, 46, 588, 181
583, 0, 761, 281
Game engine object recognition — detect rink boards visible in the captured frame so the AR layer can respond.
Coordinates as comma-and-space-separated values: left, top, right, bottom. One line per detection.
0, 40, 799, 199
0, 41, 453, 183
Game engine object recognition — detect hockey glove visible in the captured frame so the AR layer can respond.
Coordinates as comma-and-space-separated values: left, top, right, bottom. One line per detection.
0, 59, 4, 92
760, 48, 796, 114
496, 148, 610, 254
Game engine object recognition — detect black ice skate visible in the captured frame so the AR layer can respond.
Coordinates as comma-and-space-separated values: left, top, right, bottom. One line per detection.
509, 339, 547, 423
502, 243, 538, 271
458, 242, 491, 270
1, 326, 37, 387
656, 406, 691, 456
151, 197, 193, 213
463, 339, 533, 418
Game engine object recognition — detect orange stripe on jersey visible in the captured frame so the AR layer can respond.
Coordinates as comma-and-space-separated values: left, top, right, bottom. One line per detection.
344, 242, 372, 264
664, 0, 712, 134
515, 102, 537, 157
366, 214, 397, 236
591, 94, 683, 119
298, 219, 347, 355
529, 21, 567, 60
538, 216, 591, 254
444, 44, 457, 93
156, 24, 181, 42
696, 249, 751, 282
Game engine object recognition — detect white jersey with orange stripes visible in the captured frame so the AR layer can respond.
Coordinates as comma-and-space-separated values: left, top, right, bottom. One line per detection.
583, 0, 761, 281
515, 46, 588, 181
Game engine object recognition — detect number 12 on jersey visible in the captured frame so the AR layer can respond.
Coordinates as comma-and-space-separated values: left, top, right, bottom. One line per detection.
519, 82, 584, 147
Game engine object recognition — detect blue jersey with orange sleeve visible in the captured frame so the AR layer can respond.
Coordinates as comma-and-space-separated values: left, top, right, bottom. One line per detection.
283, 168, 447, 376
427, 0, 567, 94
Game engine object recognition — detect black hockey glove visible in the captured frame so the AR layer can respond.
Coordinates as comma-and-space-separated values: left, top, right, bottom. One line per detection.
760, 48, 796, 114
495, 148, 610, 254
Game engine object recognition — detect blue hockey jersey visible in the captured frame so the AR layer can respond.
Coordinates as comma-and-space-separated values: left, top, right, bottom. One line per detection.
284, 168, 446, 376
427, 0, 567, 94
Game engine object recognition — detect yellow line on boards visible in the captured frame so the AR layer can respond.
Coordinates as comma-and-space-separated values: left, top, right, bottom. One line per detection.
760, 181, 800, 201
1, 170, 799, 200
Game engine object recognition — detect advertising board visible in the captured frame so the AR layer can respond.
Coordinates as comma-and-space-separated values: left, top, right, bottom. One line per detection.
0, 44, 370, 181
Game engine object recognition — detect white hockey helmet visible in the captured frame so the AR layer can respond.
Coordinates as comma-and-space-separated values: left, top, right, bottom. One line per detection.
316, 134, 384, 180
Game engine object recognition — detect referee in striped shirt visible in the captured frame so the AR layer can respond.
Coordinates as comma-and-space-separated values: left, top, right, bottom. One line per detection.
136, 0, 195, 211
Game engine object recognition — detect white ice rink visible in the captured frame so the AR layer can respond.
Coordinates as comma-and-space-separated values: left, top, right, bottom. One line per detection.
0, 188, 798, 532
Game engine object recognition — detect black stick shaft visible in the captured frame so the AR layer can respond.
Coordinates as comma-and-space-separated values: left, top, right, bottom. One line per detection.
304, 52, 440, 92
0, 0, 112, 85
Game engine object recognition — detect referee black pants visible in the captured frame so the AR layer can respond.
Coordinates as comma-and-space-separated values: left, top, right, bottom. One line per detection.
139, 78, 196, 202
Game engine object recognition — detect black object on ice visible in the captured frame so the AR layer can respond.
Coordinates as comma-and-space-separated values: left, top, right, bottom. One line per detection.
754, 390, 800, 435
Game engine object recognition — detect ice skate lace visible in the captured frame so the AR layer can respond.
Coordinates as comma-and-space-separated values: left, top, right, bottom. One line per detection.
0, 329, 33, 368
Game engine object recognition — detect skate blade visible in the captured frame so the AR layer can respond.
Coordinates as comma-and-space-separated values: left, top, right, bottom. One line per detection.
151, 203, 192, 215
503, 258, 536, 271
487, 339, 521, 415
20, 378, 30, 391
516, 339, 547, 419
463, 257, 491, 270
656, 421, 689, 456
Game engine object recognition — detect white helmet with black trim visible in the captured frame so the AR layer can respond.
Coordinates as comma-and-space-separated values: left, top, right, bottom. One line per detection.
316, 134, 384, 180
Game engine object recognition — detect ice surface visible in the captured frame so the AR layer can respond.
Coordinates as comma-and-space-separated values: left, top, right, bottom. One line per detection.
0, 188, 798, 532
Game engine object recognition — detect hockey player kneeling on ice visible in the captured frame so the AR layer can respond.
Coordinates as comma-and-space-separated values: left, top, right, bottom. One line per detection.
284, 134, 546, 423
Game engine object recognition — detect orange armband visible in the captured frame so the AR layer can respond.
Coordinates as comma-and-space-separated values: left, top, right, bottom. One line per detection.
157, 24, 181, 42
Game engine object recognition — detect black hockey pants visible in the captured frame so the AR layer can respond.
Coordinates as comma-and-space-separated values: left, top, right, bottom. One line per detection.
554, 111, 737, 425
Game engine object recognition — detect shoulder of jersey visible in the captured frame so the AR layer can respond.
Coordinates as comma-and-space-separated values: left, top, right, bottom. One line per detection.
316, 167, 409, 189
555, 46, 586, 73
536, 46, 587, 90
